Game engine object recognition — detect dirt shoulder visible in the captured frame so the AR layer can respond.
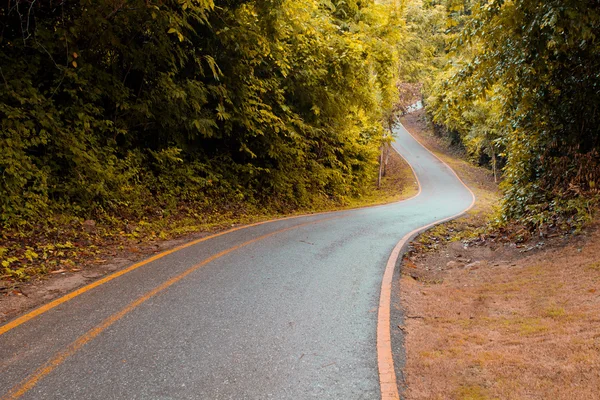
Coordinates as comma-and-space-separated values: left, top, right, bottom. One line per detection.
0, 149, 418, 325
401, 110, 500, 250
399, 111, 600, 399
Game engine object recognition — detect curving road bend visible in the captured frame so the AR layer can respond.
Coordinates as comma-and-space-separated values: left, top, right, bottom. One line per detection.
0, 123, 473, 400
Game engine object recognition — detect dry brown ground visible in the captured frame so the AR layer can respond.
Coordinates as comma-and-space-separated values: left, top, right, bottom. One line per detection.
400, 111, 600, 400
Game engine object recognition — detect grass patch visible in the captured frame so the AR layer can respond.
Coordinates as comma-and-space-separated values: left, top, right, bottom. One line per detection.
544, 307, 566, 319
587, 261, 600, 272
346, 149, 419, 207
454, 385, 493, 400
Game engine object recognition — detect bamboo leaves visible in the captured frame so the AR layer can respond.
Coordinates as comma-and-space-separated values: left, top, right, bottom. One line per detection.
425, 0, 600, 229
0, 0, 407, 226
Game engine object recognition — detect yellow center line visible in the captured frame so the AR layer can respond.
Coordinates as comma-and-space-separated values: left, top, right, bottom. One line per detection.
2, 217, 340, 400
0, 213, 329, 337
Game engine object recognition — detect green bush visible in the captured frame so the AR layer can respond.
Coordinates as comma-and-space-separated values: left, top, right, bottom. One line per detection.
0, 0, 405, 227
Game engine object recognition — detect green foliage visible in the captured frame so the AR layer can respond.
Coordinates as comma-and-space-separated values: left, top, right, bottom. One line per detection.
0, 0, 406, 227
403, 0, 447, 83
425, 0, 600, 229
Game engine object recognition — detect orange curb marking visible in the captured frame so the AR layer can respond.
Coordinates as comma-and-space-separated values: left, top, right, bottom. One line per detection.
377, 122, 476, 400
2, 217, 340, 400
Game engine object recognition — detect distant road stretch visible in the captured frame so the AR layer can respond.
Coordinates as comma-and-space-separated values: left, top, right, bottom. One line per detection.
0, 123, 474, 400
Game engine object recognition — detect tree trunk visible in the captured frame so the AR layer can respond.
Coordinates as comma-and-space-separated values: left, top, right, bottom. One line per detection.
382, 143, 390, 177
491, 148, 498, 183
377, 145, 384, 189
383, 118, 394, 178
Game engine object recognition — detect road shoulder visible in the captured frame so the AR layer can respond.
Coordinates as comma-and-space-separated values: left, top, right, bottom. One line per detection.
398, 110, 600, 399
1, 150, 418, 325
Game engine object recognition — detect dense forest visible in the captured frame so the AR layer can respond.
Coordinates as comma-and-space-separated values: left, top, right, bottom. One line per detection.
1, 0, 599, 234
1, 0, 415, 230
426, 0, 600, 229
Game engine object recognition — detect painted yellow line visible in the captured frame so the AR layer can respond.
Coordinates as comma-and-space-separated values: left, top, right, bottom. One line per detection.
2, 217, 339, 400
0, 152, 422, 339
0, 212, 336, 337
377, 121, 476, 400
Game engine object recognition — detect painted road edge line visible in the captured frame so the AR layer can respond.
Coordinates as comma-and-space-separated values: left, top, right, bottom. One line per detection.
1, 217, 341, 400
0, 142, 421, 338
377, 121, 476, 400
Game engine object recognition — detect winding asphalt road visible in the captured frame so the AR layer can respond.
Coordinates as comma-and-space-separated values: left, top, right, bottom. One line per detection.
0, 123, 473, 399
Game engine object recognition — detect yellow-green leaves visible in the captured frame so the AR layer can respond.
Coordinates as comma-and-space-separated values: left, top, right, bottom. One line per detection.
0, 0, 410, 229
167, 27, 184, 42
426, 0, 600, 229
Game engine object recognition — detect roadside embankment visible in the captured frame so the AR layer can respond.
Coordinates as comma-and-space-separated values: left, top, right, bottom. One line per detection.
0, 150, 417, 324
399, 110, 600, 399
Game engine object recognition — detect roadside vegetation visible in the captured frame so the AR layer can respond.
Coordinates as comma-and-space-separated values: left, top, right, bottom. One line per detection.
400, 109, 600, 400
396, 0, 600, 264
424, 0, 600, 231
1, 0, 429, 282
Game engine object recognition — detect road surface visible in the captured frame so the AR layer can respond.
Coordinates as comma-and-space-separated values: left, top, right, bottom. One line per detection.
0, 123, 473, 399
